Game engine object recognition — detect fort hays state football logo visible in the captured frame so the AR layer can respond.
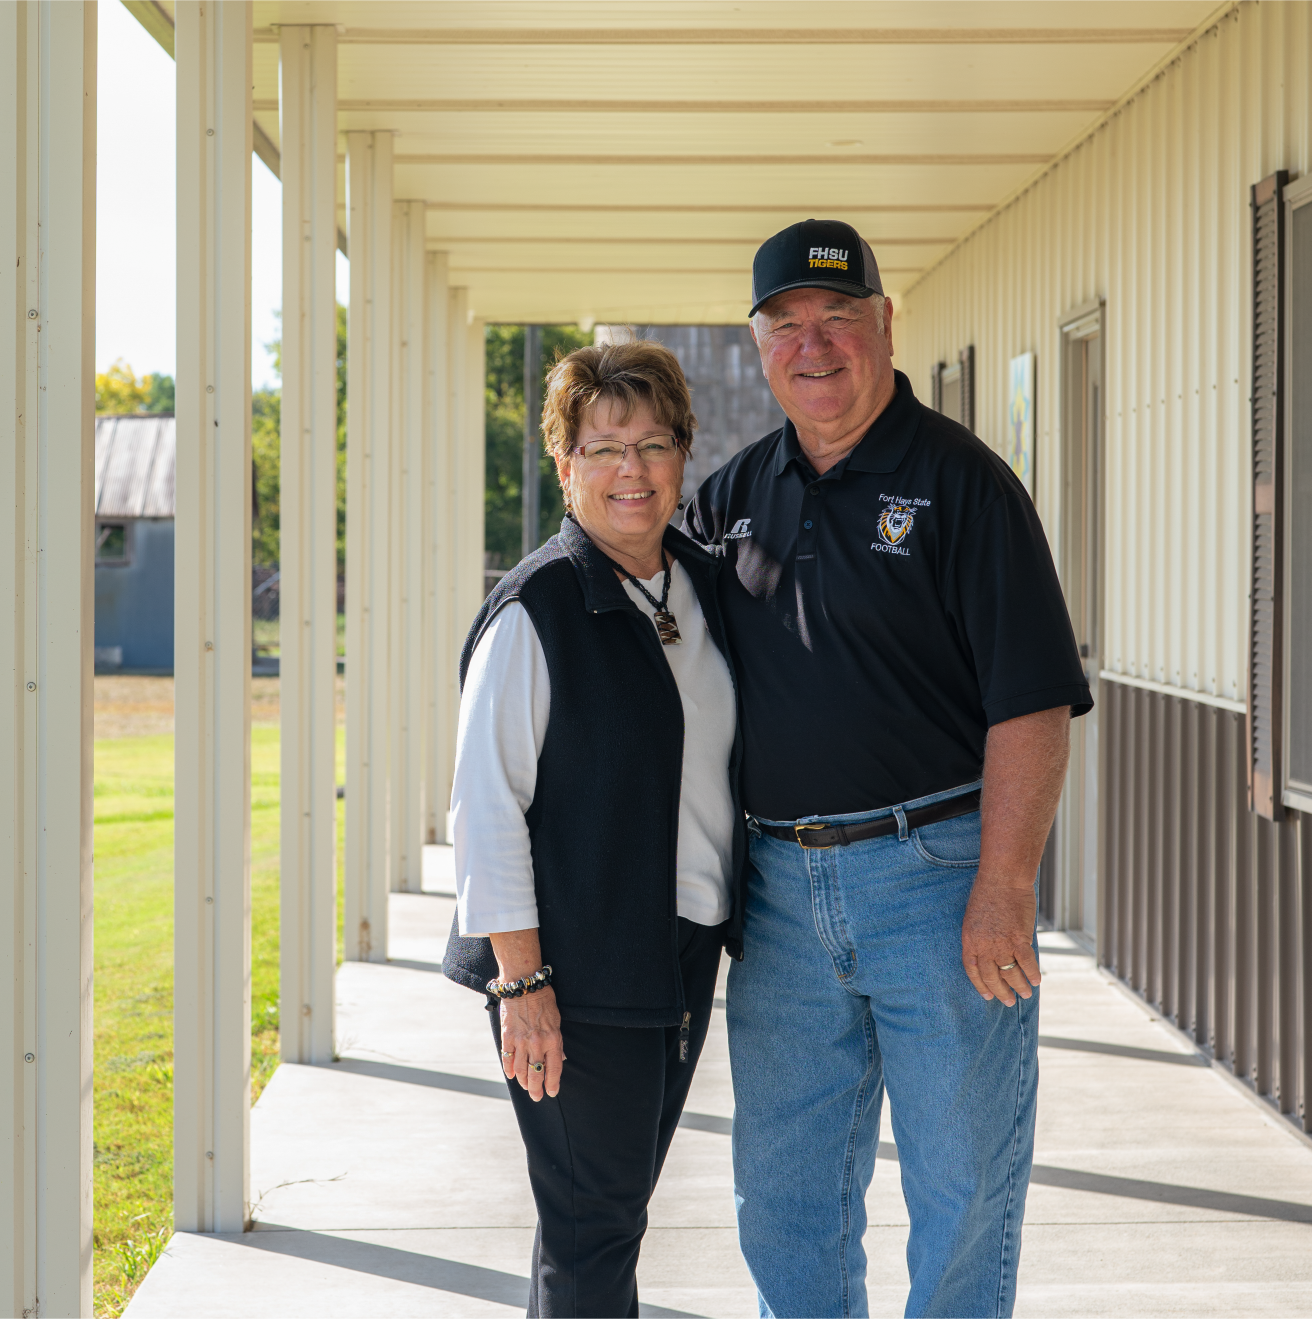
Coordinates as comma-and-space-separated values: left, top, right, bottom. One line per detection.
877, 503, 916, 547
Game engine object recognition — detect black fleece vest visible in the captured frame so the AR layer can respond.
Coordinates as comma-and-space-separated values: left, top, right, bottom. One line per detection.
442, 516, 745, 1027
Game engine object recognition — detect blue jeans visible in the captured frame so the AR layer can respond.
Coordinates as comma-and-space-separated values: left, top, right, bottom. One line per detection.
727, 788, 1038, 1319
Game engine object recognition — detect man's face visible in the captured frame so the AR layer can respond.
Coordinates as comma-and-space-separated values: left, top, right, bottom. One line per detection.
751, 288, 895, 437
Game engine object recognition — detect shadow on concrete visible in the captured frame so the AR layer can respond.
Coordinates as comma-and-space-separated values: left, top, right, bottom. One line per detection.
875, 1137, 1307, 1223
1037, 1034, 1209, 1067
385, 958, 445, 974
331, 1062, 1308, 1224
714, 1000, 1205, 1070
678, 1111, 732, 1136
230, 1229, 703, 1317
1027, 1165, 1312, 1224
328, 1061, 727, 1147
330, 1058, 511, 1100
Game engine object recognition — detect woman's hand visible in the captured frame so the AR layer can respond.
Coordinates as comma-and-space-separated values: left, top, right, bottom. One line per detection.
489, 927, 565, 1101
499, 986, 564, 1101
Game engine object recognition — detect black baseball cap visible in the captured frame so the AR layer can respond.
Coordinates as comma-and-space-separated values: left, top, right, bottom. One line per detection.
750, 219, 883, 316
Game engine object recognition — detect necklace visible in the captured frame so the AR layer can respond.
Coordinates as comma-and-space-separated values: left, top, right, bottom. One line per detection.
612, 552, 682, 645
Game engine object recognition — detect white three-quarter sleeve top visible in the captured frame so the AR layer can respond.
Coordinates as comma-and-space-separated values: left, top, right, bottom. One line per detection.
452, 559, 736, 937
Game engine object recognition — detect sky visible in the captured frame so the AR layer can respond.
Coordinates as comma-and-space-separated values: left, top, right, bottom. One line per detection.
96, 0, 348, 391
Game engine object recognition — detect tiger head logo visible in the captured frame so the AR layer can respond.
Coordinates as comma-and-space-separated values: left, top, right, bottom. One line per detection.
877, 503, 916, 546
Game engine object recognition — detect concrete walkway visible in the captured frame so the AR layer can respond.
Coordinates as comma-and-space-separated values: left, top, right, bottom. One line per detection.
128, 847, 1310, 1319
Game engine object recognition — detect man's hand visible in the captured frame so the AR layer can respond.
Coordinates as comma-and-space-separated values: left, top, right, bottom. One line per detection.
962, 875, 1040, 1005
964, 706, 1070, 1006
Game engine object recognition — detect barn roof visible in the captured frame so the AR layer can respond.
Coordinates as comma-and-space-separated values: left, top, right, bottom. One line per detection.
95, 414, 176, 519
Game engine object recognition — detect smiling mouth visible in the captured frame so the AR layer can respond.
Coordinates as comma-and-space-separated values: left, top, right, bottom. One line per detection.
610, 490, 655, 502
798, 369, 843, 379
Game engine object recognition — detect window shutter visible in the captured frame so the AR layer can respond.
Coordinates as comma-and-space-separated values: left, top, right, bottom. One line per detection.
960, 345, 976, 434
1248, 170, 1289, 820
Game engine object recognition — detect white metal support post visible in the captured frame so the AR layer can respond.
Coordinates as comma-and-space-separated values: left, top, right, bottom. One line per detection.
391, 201, 427, 890
0, 2, 96, 1314
423, 252, 453, 842
522, 325, 543, 558
459, 313, 487, 644
440, 286, 468, 845
278, 24, 337, 1065
345, 131, 393, 959
173, 0, 254, 1235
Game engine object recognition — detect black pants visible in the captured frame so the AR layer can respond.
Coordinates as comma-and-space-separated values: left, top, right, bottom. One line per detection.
490, 918, 725, 1319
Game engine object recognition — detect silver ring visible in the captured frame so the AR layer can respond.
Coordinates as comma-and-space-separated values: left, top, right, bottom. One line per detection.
528, 1061, 544, 1074
998, 962, 1017, 971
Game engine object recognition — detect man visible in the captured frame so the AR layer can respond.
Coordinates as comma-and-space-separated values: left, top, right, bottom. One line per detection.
684, 219, 1092, 1319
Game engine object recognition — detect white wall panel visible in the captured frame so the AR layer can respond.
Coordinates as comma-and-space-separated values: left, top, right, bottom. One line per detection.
895, 1, 1310, 709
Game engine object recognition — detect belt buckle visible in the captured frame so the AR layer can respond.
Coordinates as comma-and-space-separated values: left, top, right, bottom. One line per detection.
795, 822, 827, 847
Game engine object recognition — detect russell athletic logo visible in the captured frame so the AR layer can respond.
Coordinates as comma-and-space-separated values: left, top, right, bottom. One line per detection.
808, 246, 849, 271
725, 517, 753, 540
872, 494, 930, 557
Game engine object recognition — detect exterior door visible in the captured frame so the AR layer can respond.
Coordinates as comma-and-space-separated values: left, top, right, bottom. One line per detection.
1057, 306, 1104, 944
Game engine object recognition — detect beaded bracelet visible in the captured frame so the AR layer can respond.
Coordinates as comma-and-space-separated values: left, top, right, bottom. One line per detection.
486, 965, 553, 1001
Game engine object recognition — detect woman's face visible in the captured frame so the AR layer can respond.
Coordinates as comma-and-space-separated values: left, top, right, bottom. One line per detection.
557, 397, 686, 551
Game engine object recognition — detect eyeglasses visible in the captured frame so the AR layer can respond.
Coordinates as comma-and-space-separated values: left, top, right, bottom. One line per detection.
572, 435, 681, 466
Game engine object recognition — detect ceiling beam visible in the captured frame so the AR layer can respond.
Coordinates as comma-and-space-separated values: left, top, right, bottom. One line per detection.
443, 266, 925, 276
252, 121, 281, 181
388, 152, 1050, 167
254, 27, 1194, 46
253, 97, 1114, 115
424, 236, 955, 246
418, 202, 994, 214
122, 0, 175, 55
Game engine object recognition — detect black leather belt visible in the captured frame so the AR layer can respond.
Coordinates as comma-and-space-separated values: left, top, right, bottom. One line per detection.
756, 789, 982, 849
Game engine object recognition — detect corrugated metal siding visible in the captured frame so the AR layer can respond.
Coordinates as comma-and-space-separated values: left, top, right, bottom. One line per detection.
893, 0, 1310, 708
1101, 678, 1310, 1134
94, 415, 176, 518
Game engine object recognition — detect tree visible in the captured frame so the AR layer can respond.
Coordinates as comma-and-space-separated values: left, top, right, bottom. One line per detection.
251, 385, 281, 568
484, 324, 590, 571
144, 373, 175, 414
95, 359, 165, 415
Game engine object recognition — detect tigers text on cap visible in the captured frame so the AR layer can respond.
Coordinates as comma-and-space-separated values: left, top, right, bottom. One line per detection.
750, 219, 883, 316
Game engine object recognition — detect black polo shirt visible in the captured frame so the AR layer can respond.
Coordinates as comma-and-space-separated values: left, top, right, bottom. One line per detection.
685, 369, 1092, 821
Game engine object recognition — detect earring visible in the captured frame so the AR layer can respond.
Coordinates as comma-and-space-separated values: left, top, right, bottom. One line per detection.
677, 500, 686, 511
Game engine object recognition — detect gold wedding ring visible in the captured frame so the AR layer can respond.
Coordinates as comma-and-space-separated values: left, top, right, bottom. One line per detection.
998, 962, 1017, 971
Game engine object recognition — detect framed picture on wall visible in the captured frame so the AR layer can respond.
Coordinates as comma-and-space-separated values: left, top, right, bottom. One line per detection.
931, 346, 976, 434
1007, 351, 1036, 497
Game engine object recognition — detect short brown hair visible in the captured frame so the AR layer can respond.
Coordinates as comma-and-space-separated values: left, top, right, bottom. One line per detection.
540, 340, 697, 467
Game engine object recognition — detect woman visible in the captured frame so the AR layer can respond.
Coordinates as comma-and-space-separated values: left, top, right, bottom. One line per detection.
442, 339, 745, 1319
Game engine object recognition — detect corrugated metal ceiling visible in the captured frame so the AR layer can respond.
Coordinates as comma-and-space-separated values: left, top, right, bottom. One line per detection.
139, 0, 1221, 322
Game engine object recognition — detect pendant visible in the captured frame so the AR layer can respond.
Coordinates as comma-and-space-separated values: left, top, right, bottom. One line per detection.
654, 609, 682, 646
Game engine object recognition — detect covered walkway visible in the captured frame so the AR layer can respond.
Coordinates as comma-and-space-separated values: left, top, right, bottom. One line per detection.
124, 851, 1311, 1319
5, 2, 1310, 1314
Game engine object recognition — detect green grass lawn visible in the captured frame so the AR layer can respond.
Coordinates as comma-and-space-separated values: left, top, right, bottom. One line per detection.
93, 717, 345, 1316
